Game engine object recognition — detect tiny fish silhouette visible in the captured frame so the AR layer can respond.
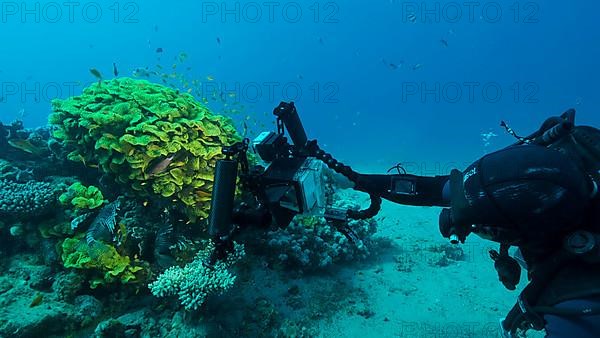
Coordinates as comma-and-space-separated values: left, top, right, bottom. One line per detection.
90, 68, 103, 85
89, 68, 102, 79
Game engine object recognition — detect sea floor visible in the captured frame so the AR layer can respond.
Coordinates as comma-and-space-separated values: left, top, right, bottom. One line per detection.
238, 198, 546, 338
311, 201, 543, 338
0, 171, 548, 338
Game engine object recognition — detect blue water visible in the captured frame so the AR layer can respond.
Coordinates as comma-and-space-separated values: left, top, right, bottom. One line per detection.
2, 2, 600, 337
1, 0, 599, 169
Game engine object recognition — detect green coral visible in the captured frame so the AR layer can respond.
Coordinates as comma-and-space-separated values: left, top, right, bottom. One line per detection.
59, 182, 105, 210
148, 241, 245, 310
49, 77, 240, 220
39, 220, 73, 238
296, 215, 324, 228
61, 236, 144, 288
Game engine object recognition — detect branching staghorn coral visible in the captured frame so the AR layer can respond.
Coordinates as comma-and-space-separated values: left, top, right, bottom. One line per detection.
148, 241, 245, 310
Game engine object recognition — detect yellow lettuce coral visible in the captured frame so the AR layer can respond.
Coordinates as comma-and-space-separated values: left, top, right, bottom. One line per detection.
61, 236, 144, 288
50, 78, 241, 220
59, 182, 105, 210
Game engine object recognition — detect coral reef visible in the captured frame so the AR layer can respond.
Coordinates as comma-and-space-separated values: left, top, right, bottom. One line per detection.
0, 159, 33, 183
0, 179, 62, 219
59, 182, 106, 210
264, 198, 378, 271
0, 76, 384, 337
0, 121, 51, 161
0, 256, 104, 337
0, 122, 94, 184
149, 241, 245, 310
60, 236, 146, 288
49, 77, 241, 220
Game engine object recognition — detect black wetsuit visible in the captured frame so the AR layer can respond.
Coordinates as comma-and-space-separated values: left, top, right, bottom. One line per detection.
353, 143, 600, 337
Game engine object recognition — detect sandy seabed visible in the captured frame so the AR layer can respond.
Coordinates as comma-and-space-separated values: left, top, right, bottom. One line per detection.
286, 198, 546, 338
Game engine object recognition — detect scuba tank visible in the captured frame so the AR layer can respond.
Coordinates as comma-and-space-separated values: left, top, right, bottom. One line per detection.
512, 108, 600, 187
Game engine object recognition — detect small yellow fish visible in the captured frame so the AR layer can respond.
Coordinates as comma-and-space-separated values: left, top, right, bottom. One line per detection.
187, 88, 192, 93
30, 293, 43, 308
206, 75, 214, 81
73, 154, 86, 164
143, 201, 149, 207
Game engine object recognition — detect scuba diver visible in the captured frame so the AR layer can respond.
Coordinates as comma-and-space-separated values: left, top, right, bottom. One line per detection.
207, 102, 600, 338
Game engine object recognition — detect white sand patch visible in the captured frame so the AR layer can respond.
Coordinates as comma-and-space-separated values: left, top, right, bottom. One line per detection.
311, 196, 544, 338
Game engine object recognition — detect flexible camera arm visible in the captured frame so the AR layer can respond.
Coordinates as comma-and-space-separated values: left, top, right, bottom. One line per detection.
275, 101, 453, 210
205, 102, 458, 263
206, 102, 578, 261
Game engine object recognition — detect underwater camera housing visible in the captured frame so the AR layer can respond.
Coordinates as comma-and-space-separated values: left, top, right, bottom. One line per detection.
251, 132, 327, 227
208, 102, 329, 244
208, 101, 377, 263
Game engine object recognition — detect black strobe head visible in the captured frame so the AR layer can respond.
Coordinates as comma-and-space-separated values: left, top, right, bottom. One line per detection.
273, 101, 308, 147
252, 131, 288, 162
